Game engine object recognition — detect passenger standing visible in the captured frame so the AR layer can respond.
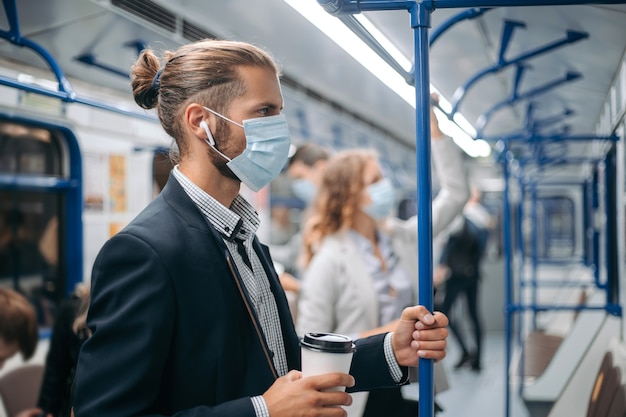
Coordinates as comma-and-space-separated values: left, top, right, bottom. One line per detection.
269, 143, 332, 315
296, 97, 469, 417
435, 189, 491, 371
287, 143, 331, 208
72, 39, 450, 417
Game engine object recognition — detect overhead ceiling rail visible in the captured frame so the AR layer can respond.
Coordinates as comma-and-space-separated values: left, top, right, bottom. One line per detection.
494, 134, 617, 180
516, 134, 618, 143
429, 7, 492, 46
319, 0, 592, 141
319, 0, 626, 142
475, 68, 582, 137
325, 6, 491, 134
448, 21, 588, 117
523, 102, 575, 135
0, 0, 157, 122
74, 39, 147, 78
74, 53, 131, 78
483, 131, 617, 143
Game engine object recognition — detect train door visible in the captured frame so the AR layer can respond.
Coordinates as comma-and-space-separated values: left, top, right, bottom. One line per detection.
0, 113, 82, 327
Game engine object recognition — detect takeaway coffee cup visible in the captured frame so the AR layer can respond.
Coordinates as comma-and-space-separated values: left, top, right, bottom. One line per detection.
300, 332, 356, 390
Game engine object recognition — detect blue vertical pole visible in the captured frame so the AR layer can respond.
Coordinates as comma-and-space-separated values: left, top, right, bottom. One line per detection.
531, 184, 538, 330
582, 182, 590, 266
411, 3, 434, 417
515, 178, 524, 396
65, 130, 83, 296
502, 144, 513, 417
518, 184, 525, 261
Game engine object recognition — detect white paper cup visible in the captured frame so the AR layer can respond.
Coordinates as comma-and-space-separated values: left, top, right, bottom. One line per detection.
300, 332, 356, 391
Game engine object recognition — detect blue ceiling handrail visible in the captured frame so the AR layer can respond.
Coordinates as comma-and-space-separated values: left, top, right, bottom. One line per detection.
429, 7, 492, 47
73, 39, 148, 79
319, 0, 611, 143
1, 0, 75, 97
524, 102, 575, 134
432, 0, 626, 6
319, 0, 626, 12
74, 53, 130, 78
475, 70, 582, 137
449, 23, 587, 117
0, 0, 157, 122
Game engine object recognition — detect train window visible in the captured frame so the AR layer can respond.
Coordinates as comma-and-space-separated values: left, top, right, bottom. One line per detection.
0, 192, 63, 322
538, 196, 576, 259
0, 120, 70, 327
0, 122, 64, 176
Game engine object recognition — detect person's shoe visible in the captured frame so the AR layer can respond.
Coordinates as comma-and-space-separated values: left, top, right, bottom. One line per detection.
454, 352, 473, 369
470, 359, 482, 372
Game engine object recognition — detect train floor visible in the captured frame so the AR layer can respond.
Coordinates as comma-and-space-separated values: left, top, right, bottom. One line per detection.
403, 330, 531, 417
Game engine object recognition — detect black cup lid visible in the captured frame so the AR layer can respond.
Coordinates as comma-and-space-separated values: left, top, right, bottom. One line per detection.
300, 332, 356, 353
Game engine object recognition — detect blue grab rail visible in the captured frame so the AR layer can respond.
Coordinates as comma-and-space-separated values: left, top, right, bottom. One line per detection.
0, 0, 156, 122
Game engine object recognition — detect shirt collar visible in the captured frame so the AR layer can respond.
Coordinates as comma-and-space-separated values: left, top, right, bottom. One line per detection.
172, 165, 259, 241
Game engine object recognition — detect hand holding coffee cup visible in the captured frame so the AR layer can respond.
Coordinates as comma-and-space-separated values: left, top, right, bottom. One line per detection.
300, 332, 356, 391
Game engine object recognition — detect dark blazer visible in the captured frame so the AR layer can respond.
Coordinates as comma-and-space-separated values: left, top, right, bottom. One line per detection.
73, 174, 403, 417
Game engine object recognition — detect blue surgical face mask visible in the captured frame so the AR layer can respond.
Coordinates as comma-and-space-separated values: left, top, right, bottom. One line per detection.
201, 106, 291, 192
363, 177, 395, 220
291, 178, 317, 205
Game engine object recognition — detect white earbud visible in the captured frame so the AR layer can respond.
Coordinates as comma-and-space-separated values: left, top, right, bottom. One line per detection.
199, 120, 216, 146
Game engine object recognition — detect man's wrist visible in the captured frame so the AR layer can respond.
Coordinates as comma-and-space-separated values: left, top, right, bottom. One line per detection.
384, 332, 404, 383
251, 395, 270, 417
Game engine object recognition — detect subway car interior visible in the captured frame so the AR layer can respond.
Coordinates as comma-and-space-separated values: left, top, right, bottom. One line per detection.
0, 0, 625, 416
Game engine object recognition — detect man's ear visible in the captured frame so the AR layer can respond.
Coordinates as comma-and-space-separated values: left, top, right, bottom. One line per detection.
185, 103, 215, 142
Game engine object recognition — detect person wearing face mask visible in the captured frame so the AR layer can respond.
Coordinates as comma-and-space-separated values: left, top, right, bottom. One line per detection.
287, 143, 331, 206
268, 143, 332, 295
72, 39, 450, 417
296, 98, 469, 417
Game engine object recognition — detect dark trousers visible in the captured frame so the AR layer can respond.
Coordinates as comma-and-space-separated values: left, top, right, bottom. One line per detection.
363, 388, 444, 416
437, 276, 483, 362
363, 388, 418, 417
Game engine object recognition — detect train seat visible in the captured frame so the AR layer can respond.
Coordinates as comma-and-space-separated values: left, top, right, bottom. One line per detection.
541, 316, 622, 417
522, 290, 613, 417
523, 331, 564, 379
522, 287, 590, 381
0, 363, 44, 417
586, 351, 626, 417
